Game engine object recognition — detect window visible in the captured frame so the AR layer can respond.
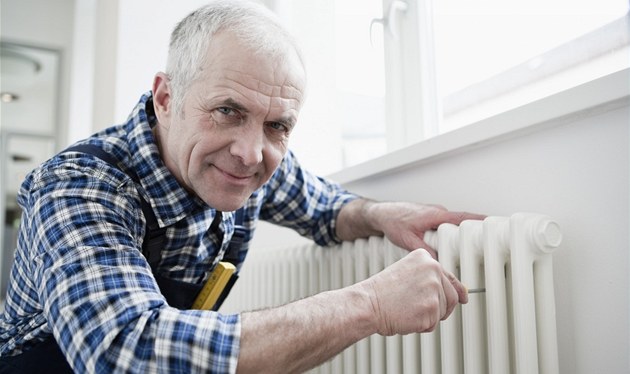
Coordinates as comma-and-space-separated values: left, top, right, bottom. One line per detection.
269, 0, 629, 175
434, 0, 630, 132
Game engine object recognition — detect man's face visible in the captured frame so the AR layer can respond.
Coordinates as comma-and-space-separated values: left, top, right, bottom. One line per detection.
153, 32, 306, 211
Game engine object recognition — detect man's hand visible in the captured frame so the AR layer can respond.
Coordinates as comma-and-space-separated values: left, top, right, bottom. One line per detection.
336, 199, 486, 258
237, 248, 469, 373
360, 249, 468, 335
372, 202, 485, 258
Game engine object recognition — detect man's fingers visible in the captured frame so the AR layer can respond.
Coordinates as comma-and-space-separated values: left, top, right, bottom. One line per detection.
439, 210, 486, 226
415, 239, 438, 259
440, 272, 460, 320
444, 270, 468, 304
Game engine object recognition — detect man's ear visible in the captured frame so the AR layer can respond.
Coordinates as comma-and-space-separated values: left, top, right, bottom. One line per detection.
152, 72, 172, 127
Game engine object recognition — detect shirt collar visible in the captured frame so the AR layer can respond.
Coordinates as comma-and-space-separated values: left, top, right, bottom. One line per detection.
124, 92, 207, 227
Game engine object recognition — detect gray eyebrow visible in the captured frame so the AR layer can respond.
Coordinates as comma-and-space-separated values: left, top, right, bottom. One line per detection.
275, 115, 296, 129
220, 98, 248, 113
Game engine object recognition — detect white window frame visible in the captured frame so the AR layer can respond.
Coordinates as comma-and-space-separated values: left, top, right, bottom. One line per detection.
380, 0, 441, 150
381, 1, 629, 143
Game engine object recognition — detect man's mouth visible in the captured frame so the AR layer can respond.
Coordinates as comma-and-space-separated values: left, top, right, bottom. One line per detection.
214, 165, 254, 183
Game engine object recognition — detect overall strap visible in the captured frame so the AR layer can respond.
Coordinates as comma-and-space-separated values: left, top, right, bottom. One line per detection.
210, 208, 246, 310
64, 144, 165, 271
222, 208, 246, 266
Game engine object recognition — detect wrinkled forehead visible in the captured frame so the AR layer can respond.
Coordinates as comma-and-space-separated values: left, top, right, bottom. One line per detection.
201, 31, 307, 101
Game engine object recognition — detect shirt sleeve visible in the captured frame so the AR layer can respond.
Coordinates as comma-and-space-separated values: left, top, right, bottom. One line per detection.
20, 158, 241, 373
259, 150, 359, 246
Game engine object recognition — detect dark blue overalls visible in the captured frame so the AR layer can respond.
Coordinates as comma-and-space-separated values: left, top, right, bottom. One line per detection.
0, 144, 245, 373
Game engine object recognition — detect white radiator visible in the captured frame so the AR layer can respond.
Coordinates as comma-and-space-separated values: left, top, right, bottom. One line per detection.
222, 213, 563, 373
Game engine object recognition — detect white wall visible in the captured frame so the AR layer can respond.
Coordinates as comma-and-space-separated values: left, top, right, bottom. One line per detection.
67, 0, 120, 143
252, 100, 630, 373
113, 0, 211, 124
64, 0, 210, 136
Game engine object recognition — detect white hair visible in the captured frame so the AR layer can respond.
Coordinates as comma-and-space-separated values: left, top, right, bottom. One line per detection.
165, 0, 305, 115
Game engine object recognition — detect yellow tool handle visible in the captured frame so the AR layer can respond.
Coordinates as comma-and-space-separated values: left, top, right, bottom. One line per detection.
192, 262, 236, 310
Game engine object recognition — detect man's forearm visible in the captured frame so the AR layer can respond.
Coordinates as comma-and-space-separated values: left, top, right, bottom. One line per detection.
335, 198, 383, 241
236, 283, 377, 373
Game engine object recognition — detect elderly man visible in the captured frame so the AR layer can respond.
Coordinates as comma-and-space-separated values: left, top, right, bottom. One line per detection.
0, 1, 482, 373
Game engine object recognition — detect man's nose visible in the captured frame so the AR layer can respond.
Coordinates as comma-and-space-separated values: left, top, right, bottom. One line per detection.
230, 124, 264, 166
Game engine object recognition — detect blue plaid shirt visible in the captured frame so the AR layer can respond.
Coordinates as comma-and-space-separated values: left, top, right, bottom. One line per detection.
0, 92, 357, 373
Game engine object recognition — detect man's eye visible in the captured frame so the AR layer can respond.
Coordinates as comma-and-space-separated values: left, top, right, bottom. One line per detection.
211, 107, 242, 125
217, 107, 234, 116
267, 122, 289, 133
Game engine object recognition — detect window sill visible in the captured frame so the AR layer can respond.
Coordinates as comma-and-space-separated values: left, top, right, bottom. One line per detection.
328, 68, 629, 185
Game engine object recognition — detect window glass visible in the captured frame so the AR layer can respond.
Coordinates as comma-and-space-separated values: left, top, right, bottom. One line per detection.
433, 0, 629, 130
274, 0, 385, 173
334, 0, 386, 167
